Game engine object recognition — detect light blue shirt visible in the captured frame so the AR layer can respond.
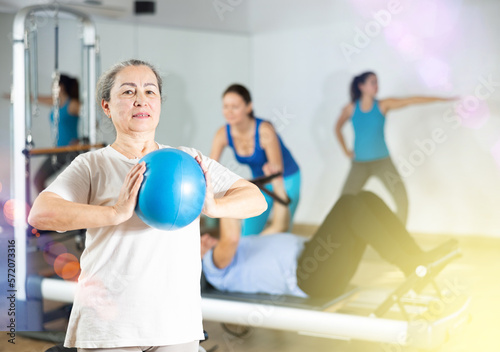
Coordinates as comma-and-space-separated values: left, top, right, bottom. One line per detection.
202, 233, 308, 297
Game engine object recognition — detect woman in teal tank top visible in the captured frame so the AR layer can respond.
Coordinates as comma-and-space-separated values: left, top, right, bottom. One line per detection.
335, 72, 453, 224
34, 74, 81, 193
211, 84, 301, 236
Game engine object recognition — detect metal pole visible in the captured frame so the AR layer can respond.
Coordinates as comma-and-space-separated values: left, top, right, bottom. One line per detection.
11, 2, 97, 320
82, 18, 96, 145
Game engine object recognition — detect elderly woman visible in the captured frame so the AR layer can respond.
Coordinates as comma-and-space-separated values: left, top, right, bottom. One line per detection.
28, 59, 267, 352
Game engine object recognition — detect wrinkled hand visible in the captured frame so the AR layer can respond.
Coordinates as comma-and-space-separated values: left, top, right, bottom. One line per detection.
112, 162, 145, 224
195, 156, 219, 218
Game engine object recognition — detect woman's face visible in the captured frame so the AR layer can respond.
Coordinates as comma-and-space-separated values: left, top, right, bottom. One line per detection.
359, 74, 378, 98
102, 65, 161, 135
222, 92, 253, 125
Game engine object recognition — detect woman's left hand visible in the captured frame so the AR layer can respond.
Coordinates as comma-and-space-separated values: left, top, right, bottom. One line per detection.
262, 162, 281, 176
195, 156, 219, 218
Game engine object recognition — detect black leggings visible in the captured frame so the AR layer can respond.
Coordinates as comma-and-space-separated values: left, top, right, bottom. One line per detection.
296, 191, 423, 298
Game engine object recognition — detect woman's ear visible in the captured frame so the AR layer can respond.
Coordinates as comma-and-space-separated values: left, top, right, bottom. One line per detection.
246, 101, 253, 115
101, 99, 110, 118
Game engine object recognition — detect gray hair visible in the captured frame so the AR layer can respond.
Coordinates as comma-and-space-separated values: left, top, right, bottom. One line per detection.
96, 59, 163, 103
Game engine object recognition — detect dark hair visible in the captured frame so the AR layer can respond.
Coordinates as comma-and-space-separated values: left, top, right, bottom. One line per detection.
350, 71, 376, 102
97, 59, 163, 103
59, 74, 79, 100
223, 83, 254, 118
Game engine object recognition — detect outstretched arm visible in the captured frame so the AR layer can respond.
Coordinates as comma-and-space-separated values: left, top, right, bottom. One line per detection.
37, 95, 55, 106
334, 103, 355, 159
380, 96, 455, 114
3, 93, 54, 106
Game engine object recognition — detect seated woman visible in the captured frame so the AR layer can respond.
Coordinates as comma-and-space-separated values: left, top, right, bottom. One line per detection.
201, 179, 457, 299
210, 84, 300, 236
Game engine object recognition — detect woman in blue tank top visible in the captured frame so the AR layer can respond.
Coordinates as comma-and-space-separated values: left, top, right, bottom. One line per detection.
34, 74, 81, 193
335, 72, 453, 224
210, 84, 300, 236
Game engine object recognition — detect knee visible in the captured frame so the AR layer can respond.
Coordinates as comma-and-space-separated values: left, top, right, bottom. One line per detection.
337, 193, 357, 204
357, 191, 392, 210
336, 194, 365, 212
357, 191, 380, 201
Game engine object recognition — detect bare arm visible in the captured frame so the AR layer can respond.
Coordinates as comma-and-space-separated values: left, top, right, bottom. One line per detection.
36, 95, 55, 106
28, 162, 146, 231
209, 126, 228, 161
208, 178, 286, 268
379, 96, 454, 114
259, 121, 284, 174
335, 103, 354, 159
211, 217, 241, 269
260, 175, 290, 235
202, 177, 267, 219
68, 99, 80, 116
3, 93, 53, 106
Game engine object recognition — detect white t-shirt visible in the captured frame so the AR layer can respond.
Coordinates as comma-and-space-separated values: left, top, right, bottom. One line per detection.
44, 144, 241, 349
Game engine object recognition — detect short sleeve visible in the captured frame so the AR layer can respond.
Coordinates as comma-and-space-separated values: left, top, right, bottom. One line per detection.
43, 155, 91, 204
202, 154, 242, 199
178, 147, 242, 199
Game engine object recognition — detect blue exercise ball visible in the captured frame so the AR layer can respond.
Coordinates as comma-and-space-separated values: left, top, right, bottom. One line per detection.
135, 148, 206, 231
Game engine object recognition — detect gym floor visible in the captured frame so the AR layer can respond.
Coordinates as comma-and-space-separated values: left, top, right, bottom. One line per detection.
1, 228, 499, 352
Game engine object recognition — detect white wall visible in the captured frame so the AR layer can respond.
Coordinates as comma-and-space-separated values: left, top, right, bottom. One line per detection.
2, 0, 500, 237
0, 12, 250, 205
251, 0, 500, 236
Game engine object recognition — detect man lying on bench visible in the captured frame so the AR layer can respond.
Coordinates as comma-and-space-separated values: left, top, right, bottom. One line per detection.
200, 177, 458, 300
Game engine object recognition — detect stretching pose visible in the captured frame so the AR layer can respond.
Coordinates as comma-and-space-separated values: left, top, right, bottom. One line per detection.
201, 180, 456, 299
335, 71, 453, 224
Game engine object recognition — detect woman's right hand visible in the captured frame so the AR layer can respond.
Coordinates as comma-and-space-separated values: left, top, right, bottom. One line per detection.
112, 162, 146, 224
346, 150, 355, 159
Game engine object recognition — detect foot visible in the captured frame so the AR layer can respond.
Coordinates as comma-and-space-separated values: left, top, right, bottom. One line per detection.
402, 239, 459, 277
420, 239, 459, 265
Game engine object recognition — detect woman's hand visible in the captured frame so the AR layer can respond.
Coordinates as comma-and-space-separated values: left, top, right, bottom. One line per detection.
346, 149, 355, 159
262, 162, 281, 176
195, 155, 267, 219
112, 162, 146, 224
262, 162, 286, 190
200, 233, 219, 258
195, 156, 219, 218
